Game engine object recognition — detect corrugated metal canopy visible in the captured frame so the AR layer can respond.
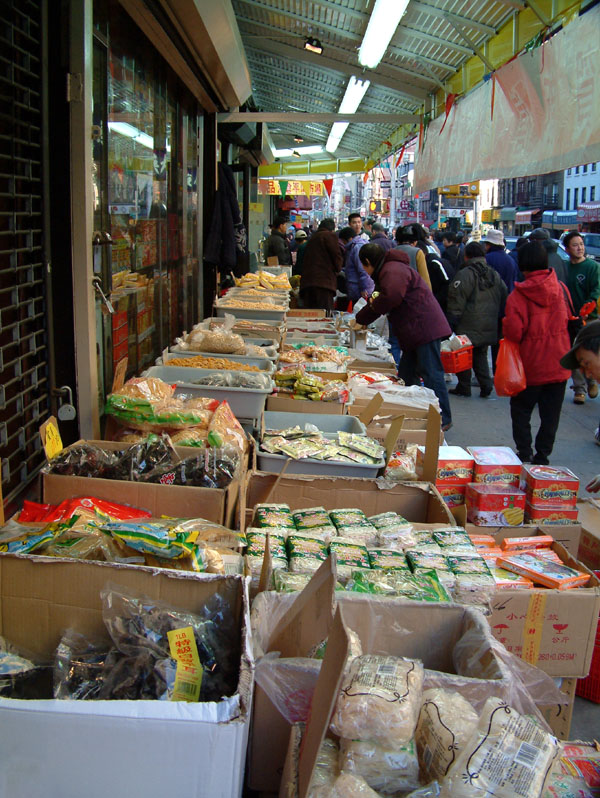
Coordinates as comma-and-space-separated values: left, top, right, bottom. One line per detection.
231, 0, 522, 160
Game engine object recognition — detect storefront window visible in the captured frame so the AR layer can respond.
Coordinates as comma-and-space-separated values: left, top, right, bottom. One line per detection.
92, 1, 201, 399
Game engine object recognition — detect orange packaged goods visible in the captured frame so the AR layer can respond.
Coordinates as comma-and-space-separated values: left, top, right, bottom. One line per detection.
500, 535, 555, 552
521, 464, 579, 508
524, 502, 580, 525
436, 484, 466, 508
467, 446, 522, 486
416, 445, 473, 484
496, 551, 591, 590
480, 547, 504, 560
465, 483, 526, 527
468, 534, 496, 548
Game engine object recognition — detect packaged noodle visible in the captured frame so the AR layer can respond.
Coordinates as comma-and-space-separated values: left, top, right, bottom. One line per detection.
330, 509, 370, 529
287, 533, 329, 573
368, 511, 411, 529
329, 772, 384, 797
415, 688, 479, 784
293, 507, 335, 533
346, 569, 451, 603
367, 548, 410, 570
337, 432, 385, 461
330, 654, 424, 747
339, 737, 420, 795
206, 401, 246, 453
254, 503, 295, 529
329, 538, 370, 582
307, 738, 340, 798
273, 570, 313, 593
437, 696, 560, 798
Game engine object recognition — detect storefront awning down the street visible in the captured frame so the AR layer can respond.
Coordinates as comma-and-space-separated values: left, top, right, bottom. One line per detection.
500, 207, 516, 221
578, 202, 600, 224
414, 5, 600, 192
542, 210, 578, 230
515, 209, 540, 224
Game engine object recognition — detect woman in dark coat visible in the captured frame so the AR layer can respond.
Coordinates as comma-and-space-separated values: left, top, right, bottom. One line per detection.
299, 218, 343, 310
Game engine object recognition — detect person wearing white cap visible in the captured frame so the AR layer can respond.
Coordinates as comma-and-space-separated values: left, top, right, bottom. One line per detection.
293, 229, 308, 276
483, 228, 521, 373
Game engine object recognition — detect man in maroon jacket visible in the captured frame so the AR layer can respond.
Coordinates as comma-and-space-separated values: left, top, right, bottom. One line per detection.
354, 243, 453, 431
299, 218, 343, 311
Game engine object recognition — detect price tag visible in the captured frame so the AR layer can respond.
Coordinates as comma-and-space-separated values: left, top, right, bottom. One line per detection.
40, 416, 63, 460
167, 626, 203, 702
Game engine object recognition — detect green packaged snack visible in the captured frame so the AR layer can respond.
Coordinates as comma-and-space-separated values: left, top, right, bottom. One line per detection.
432, 528, 473, 549
246, 529, 287, 560
368, 512, 410, 529
311, 444, 342, 461
337, 432, 385, 460
446, 554, 491, 575
292, 508, 334, 531
330, 538, 370, 580
346, 568, 451, 602
273, 570, 313, 593
287, 533, 329, 573
406, 550, 450, 572
261, 436, 288, 454
367, 548, 410, 570
335, 446, 379, 465
264, 426, 305, 439
329, 508, 369, 528
413, 567, 456, 591
254, 503, 295, 529
277, 438, 323, 459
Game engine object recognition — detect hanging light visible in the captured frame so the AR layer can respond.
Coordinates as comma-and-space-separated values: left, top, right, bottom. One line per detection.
325, 76, 370, 153
358, 0, 411, 69
304, 37, 323, 54
294, 135, 304, 143
292, 150, 301, 158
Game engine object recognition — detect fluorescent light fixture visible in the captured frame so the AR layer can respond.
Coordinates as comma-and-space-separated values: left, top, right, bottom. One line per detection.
294, 135, 304, 143
325, 76, 370, 153
108, 121, 154, 150
304, 36, 323, 54
358, 0, 410, 68
292, 150, 301, 158
272, 145, 324, 157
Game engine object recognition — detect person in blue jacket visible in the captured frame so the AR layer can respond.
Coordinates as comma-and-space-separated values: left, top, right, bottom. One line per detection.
344, 212, 374, 302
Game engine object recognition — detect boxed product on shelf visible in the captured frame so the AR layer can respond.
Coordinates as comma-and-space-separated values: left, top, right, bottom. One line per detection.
525, 503, 580, 525
417, 444, 474, 485
521, 464, 579, 508
436, 484, 467, 508
466, 483, 527, 526
467, 446, 522, 486
0, 553, 252, 798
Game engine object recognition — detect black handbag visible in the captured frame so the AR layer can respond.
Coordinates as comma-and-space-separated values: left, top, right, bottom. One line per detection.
560, 283, 584, 344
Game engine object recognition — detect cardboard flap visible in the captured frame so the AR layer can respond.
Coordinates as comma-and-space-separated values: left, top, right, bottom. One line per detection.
257, 532, 272, 595
297, 605, 350, 798
267, 556, 337, 658
420, 405, 442, 484
385, 415, 405, 464
357, 392, 384, 426
452, 503, 468, 526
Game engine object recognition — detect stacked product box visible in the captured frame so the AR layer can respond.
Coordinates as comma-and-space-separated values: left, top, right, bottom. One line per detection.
465, 447, 525, 527
416, 445, 473, 508
521, 464, 580, 525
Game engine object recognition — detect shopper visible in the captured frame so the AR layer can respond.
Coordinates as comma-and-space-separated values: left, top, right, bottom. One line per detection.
345, 213, 374, 302
483, 229, 520, 293
562, 231, 600, 404
528, 228, 567, 283
363, 217, 375, 238
353, 243, 453, 432
292, 229, 308, 276
264, 215, 291, 265
508, 237, 528, 267
442, 231, 460, 271
370, 222, 394, 253
393, 225, 432, 289
446, 241, 507, 398
298, 218, 343, 311
560, 320, 600, 449
503, 241, 570, 464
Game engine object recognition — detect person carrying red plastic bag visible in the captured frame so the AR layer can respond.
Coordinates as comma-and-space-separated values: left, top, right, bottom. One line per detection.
501, 240, 570, 465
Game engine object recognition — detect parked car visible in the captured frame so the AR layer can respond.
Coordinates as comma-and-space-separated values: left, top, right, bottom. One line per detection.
505, 234, 570, 261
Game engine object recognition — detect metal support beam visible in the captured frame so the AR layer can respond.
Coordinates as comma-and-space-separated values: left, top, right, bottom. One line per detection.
526, 0, 551, 27
241, 37, 430, 101
397, 26, 473, 56
411, 1, 497, 36
446, 18, 495, 72
218, 111, 419, 123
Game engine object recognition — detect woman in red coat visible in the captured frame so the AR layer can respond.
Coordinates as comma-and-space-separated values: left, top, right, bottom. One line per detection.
502, 241, 571, 464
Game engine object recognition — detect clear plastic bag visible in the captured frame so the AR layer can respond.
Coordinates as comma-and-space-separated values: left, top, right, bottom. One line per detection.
255, 653, 321, 723
54, 629, 110, 700
329, 772, 384, 797
331, 654, 424, 747
339, 737, 420, 795
308, 738, 341, 798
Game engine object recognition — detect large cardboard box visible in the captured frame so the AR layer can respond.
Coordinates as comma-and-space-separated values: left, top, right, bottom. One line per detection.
576, 498, 600, 571
244, 472, 455, 532
349, 394, 444, 449
487, 539, 600, 677
266, 395, 347, 414
348, 395, 432, 419
0, 554, 252, 798
41, 439, 243, 528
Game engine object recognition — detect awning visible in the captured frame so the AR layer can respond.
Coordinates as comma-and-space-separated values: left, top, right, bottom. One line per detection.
515, 208, 541, 224
500, 207, 516, 221
542, 210, 578, 230
578, 202, 600, 223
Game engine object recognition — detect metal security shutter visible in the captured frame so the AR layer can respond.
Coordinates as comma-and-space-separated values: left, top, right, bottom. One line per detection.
0, 1, 51, 504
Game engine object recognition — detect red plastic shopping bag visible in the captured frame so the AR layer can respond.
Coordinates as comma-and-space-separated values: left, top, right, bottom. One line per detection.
494, 339, 526, 396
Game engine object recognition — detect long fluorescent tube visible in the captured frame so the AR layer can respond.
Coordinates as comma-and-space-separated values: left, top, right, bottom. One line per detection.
326, 76, 370, 153
108, 121, 154, 150
273, 145, 324, 157
359, 0, 411, 68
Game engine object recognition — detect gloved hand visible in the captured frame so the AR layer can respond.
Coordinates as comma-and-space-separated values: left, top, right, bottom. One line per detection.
586, 475, 600, 492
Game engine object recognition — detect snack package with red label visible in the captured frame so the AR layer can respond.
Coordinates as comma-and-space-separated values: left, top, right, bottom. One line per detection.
466, 483, 526, 527
417, 445, 474, 484
467, 446, 522, 486
522, 464, 579, 508
524, 503, 579, 525
19, 497, 152, 524
436, 484, 466, 507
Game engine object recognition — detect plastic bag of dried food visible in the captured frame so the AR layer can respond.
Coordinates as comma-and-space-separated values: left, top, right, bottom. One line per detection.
141, 449, 238, 489
101, 583, 239, 702
329, 772, 383, 797
415, 688, 479, 784
43, 443, 119, 478
54, 629, 111, 700
437, 697, 560, 798
331, 654, 424, 747
169, 427, 208, 446
339, 737, 420, 795
194, 328, 246, 354
330, 538, 370, 582
115, 377, 175, 402
207, 401, 246, 453
254, 503, 295, 529
287, 533, 329, 573
225, 371, 272, 389
307, 738, 341, 798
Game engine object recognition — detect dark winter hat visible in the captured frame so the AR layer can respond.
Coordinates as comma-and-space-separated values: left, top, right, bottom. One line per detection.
560, 320, 600, 370
529, 228, 550, 240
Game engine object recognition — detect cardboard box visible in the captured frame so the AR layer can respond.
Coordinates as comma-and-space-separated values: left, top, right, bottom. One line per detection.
348, 395, 431, 420
0, 554, 252, 798
251, 560, 521, 795
350, 394, 444, 450
487, 540, 600, 677
42, 440, 243, 528
244, 472, 455, 532
538, 677, 577, 740
576, 498, 600, 570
